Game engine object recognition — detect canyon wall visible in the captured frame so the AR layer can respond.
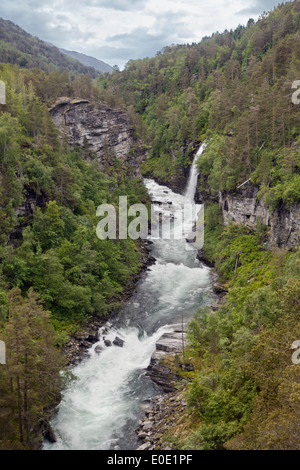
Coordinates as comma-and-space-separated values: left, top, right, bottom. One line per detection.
219, 181, 300, 249
49, 98, 147, 178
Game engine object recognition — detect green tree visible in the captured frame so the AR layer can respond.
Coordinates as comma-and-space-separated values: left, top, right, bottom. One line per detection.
0, 288, 65, 449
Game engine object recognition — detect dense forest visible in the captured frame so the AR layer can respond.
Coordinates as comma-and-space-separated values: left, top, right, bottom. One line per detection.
0, 62, 150, 447
97, 0, 300, 450
98, 1, 300, 209
0, 0, 299, 451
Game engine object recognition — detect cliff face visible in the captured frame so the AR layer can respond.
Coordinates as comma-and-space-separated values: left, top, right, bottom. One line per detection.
219, 182, 300, 249
49, 98, 147, 177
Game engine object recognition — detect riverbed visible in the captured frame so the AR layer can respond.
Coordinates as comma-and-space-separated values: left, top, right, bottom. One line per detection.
43, 144, 214, 450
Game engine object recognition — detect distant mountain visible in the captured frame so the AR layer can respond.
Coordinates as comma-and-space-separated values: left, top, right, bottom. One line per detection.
0, 17, 100, 77
59, 48, 113, 74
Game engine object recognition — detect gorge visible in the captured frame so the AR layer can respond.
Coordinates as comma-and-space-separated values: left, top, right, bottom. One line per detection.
0, 2, 299, 451
49, 98, 300, 252
43, 145, 214, 451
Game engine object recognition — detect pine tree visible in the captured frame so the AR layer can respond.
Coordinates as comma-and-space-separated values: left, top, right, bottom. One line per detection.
0, 288, 66, 449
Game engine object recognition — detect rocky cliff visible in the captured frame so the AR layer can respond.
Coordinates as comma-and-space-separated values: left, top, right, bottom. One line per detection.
146, 325, 188, 394
218, 181, 300, 250
49, 98, 147, 177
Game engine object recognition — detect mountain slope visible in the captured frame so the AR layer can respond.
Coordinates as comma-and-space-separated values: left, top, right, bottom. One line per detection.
0, 17, 99, 77
59, 48, 113, 74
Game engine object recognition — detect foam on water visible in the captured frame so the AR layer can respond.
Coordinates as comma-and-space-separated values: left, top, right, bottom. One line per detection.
44, 144, 213, 450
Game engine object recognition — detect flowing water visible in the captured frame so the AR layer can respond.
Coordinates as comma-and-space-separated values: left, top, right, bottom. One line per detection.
184, 142, 207, 201
44, 144, 213, 451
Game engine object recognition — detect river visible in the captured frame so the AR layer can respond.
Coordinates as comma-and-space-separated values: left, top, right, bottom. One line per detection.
43, 143, 214, 450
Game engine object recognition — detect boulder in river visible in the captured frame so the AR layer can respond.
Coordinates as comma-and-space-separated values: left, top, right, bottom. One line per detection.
113, 336, 125, 348
95, 345, 103, 355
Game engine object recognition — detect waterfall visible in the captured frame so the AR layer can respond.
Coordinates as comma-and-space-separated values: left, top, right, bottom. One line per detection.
43, 143, 213, 451
184, 142, 207, 202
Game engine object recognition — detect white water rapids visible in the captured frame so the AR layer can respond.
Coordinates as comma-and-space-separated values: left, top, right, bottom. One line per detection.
44, 144, 213, 450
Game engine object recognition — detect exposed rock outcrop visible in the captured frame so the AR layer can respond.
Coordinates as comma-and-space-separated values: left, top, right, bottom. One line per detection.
136, 324, 192, 450
136, 392, 188, 450
49, 98, 148, 178
62, 320, 103, 365
219, 181, 300, 249
146, 325, 187, 393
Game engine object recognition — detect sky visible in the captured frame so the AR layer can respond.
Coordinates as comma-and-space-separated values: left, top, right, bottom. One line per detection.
0, 0, 292, 69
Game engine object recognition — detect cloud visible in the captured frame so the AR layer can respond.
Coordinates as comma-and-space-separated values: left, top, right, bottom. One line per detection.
107, 28, 166, 60
0, 1, 97, 45
103, 10, 195, 65
238, 0, 291, 15
52, 0, 148, 12
0, 0, 293, 69
91, 0, 147, 11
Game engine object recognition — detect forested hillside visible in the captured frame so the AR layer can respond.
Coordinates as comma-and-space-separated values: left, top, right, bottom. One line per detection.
0, 0, 299, 452
58, 48, 113, 74
97, 0, 300, 450
98, 0, 300, 209
0, 63, 150, 448
0, 18, 101, 77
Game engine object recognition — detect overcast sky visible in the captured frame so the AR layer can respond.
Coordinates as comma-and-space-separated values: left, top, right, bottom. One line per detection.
0, 1, 292, 69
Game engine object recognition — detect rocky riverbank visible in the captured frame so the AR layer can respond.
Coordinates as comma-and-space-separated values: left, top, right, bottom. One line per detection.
135, 261, 226, 451
61, 239, 156, 365
135, 391, 188, 450
146, 325, 191, 393
135, 324, 192, 450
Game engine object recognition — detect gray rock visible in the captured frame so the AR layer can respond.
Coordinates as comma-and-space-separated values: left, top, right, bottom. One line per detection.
156, 331, 186, 353
80, 340, 93, 349
141, 421, 153, 431
138, 432, 150, 439
95, 345, 103, 355
113, 336, 124, 348
146, 326, 188, 393
136, 442, 152, 451
181, 363, 194, 372
50, 98, 147, 179
219, 181, 300, 249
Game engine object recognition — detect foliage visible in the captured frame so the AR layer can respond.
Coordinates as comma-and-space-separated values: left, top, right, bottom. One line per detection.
179, 203, 300, 450
0, 288, 66, 449
0, 65, 150, 327
98, 1, 300, 209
